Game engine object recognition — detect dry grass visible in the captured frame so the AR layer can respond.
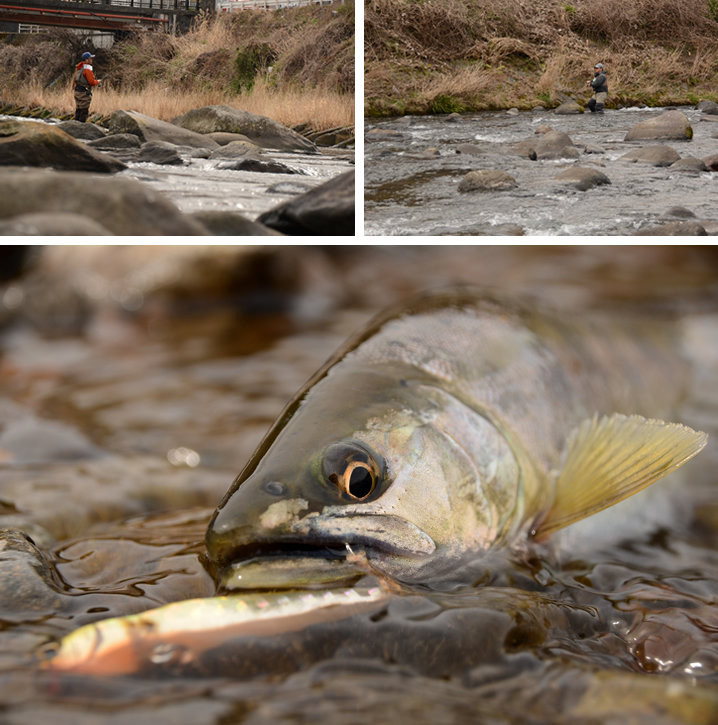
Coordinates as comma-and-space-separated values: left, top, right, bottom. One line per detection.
365, 0, 718, 115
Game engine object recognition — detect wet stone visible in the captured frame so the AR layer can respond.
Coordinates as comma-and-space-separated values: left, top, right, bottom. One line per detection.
455, 144, 485, 155
618, 145, 681, 167
554, 102, 583, 115
669, 156, 708, 172
366, 128, 405, 142
56, 120, 107, 141
87, 133, 142, 150
554, 167, 611, 191
458, 170, 518, 192
634, 220, 707, 236
138, 141, 185, 166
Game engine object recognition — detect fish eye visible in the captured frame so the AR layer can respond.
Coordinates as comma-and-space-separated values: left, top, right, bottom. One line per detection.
322, 441, 382, 500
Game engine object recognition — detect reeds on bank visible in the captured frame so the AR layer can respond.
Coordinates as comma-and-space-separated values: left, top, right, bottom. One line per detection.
365, 0, 718, 116
0, 2, 354, 130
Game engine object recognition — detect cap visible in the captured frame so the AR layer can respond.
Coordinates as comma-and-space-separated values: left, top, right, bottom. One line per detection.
81, 52, 95, 60
594, 63, 604, 69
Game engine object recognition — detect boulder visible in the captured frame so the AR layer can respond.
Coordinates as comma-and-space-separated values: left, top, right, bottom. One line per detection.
190, 210, 282, 236
87, 133, 142, 150
171, 105, 318, 154
507, 108, 519, 116
534, 130, 579, 160
512, 140, 537, 160
108, 110, 220, 151
624, 110, 693, 141
554, 102, 583, 115
0, 167, 208, 236
634, 220, 707, 236
56, 120, 107, 141
668, 156, 707, 172
698, 100, 718, 115
446, 113, 462, 122
366, 128, 404, 142
457, 170, 517, 192
0, 212, 113, 236
137, 141, 185, 166
208, 140, 264, 159
0, 120, 125, 174
535, 125, 553, 135
256, 169, 354, 236
664, 206, 696, 219
701, 154, 718, 171
206, 131, 256, 146
555, 167, 611, 191
222, 157, 302, 174
454, 144, 485, 155
618, 145, 680, 167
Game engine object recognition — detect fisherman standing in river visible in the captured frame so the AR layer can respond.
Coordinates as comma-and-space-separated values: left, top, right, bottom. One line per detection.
73, 51, 101, 123
586, 62, 608, 114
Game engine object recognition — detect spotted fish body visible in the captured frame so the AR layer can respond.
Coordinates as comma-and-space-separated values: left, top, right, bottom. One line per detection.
206, 291, 707, 586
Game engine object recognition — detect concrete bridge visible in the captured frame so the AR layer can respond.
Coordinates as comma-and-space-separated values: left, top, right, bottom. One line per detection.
0, 0, 211, 33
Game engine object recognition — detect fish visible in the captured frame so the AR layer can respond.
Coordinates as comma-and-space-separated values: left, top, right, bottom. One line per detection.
205, 290, 708, 589
41, 585, 389, 676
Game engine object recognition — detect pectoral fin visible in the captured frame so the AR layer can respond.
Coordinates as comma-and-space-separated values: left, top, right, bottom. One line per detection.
534, 414, 707, 537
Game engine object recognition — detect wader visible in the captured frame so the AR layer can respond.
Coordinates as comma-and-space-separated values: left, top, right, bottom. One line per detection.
74, 67, 92, 123
588, 92, 607, 114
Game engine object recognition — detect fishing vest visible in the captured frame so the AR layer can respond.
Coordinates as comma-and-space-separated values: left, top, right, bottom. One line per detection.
75, 64, 91, 88
592, 72, 608, 94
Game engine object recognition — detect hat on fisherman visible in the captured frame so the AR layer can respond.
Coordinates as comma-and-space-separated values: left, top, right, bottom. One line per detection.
81, 52, 95, 60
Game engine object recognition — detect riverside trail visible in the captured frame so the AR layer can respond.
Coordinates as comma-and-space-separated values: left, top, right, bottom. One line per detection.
364, 105, 718, 236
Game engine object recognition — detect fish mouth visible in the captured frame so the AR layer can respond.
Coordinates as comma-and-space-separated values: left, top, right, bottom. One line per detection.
210, 514, 436, 591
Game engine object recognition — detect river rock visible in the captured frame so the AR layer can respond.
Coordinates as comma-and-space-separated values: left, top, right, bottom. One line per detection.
554, 167, 611, 191
458, 170, 517, 192
366, 128, 404, 142
554, 102, 583, 115
0, 120, 125, 174
312, 126, 353, 147
206, 131, 256, 146
56, 120, 107, 141
669, 156, 707, 172
266, 181, 313, 195
701, 154, 718, 171
190, 210, 282, 236
634, 220, 707, 236
698, 100, 718, 114
624, 110, 693, 141
209, 140, 264, 159
108, 110, 220, 151
512, 140, 537, 160
507, 108, 519, 116
256, 169, 354, 236
618, 145, 681, 167
225, 157, 302, 174
664, 206, 696, 218
0, 167, 208, 236
172, 105, 318, 154
535, 125, 553, 135
455, 144, 485, 155
136, 141, 184, 165
87, 133, 142, 150
583, 144, 606, 154
535, 130, 579, 160
446, 113, 462, 122
0, 212, 112, 236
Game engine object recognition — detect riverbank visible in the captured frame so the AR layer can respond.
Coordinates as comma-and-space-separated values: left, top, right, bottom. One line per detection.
365, 0, 718, 117
0, 2, 354, 130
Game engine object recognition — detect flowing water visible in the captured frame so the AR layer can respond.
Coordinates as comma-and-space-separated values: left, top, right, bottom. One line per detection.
1, 114, 354, 222
1, 246, 718, 724
364, 106, 718, 236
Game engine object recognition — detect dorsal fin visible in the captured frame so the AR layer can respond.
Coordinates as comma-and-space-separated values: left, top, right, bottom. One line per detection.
534, 414, 707, 538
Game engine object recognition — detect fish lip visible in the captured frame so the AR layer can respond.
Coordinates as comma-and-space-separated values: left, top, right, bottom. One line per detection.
210, 514, 436, 569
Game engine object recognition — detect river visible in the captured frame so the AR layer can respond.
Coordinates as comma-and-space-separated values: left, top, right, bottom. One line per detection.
364, 105, 718, 236
1, 246, 718, 724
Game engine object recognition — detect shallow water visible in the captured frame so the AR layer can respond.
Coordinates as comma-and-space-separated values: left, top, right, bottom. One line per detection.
364, 106, 718, 236
1, 246, 718, 724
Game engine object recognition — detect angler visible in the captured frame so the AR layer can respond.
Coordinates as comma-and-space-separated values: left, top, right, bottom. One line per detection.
586, 62, 608, 114
73, 51, 102, 123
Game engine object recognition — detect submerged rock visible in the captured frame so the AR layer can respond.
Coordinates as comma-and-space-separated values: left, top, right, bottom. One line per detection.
224, 157, 302, 174
458, 170, 517, 192
635, 220, 707, 236
0, 167, 208, 236
257, 169, 354, 236
137, 141, 185, 166
366, 128, 404, 142
109, 110, 220, 151
554, 167, 611, 191
0, 212, 112, 236
0, 120, 125, 174
190, 210, 283, 236
624, 110, 693, 141
455, 144, 485, 155
618, 145, 681, 167
668, 156, 708, 172
172, 105, 318, 154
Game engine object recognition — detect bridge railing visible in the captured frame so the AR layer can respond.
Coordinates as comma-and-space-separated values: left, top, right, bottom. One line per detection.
218, 0, 336, 10
57, 0, 199, 10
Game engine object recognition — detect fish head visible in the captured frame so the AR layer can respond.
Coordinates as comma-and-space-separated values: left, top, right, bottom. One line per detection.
206, 362, 522, 589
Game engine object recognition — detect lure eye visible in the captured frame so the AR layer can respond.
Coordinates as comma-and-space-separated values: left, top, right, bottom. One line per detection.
322, 441, 382, 500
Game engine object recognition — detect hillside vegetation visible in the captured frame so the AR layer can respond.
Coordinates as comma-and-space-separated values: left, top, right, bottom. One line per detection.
0, 2, 354, 129
365, 0, 718, 116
